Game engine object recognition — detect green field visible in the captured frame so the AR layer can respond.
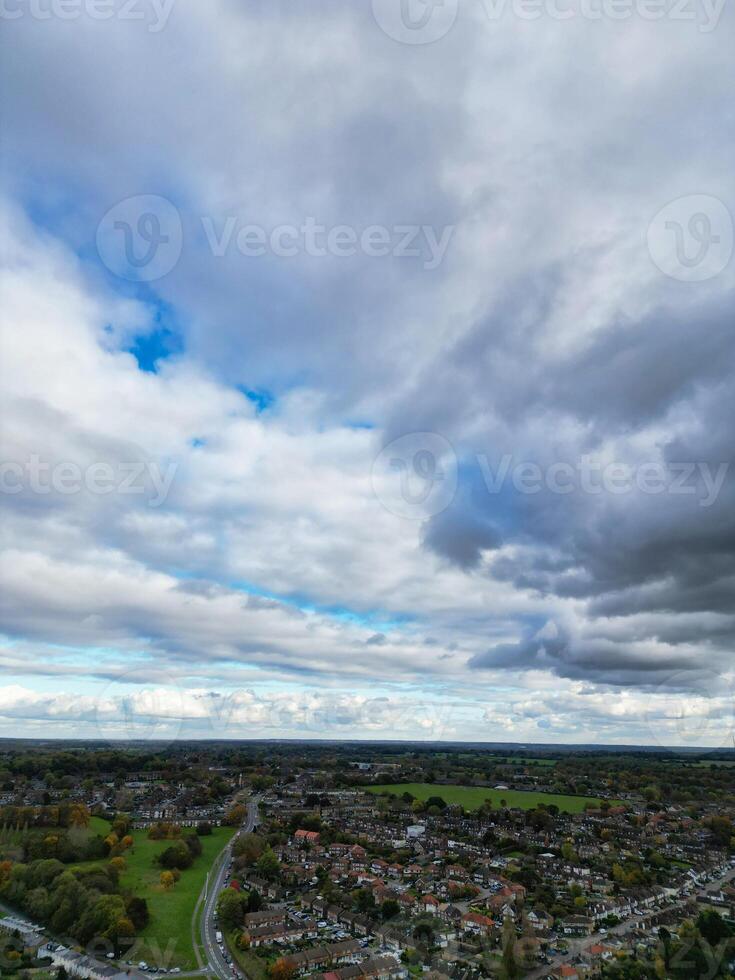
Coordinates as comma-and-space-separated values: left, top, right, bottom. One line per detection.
0, 815, 112, 860
368, 783, 610, 813
0, 815, 233, 968
120, 826, 235, 969
485, 756, 557, 767
68, 822, 234, 969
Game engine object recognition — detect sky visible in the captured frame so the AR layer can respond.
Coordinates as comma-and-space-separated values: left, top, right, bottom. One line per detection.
0, 0, 733, 747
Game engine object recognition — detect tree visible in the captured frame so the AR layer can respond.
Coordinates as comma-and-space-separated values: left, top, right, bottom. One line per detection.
255, 847, 280, 881
246, 889, 263, 913
355, 888, 375, 915
108, 857, 126, 875
69, 804, 91, 829
234, 833, 265, 865
270, 959, 295, 980
501, 916, 519, 980
696, 909, 731, 947
158, 841, 193, 870
412, 922, 434, 945
223, 805, 247, 826
425, 796, 447, 810
217, 889, 246, 929
160, 871, 175, 890
707, 816, 733, 847
126, 896, 149, 930
196, 822, 213, 836
382, 899, 399, 920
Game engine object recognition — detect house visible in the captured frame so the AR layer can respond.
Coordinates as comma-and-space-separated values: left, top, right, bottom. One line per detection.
527, 909, 554, 932
374, 926, 403, 952
460, 912, 495, 935
314, 957, 407, 980
560, 915, 595, 937
339, 913, 372, 936
0, 917, 44, 954
245, 919, 319, 947
421, 894, 441, 914
441, 904, 463, 925
295, 829, 321, 844
281, 940, 362, 974
244, 910, 285, 928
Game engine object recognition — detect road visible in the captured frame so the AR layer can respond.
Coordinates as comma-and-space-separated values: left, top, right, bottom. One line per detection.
199, 798, 260, 980
524, 864, 735, 979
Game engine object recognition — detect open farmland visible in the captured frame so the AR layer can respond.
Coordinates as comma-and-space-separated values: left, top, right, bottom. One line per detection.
367, 782, 614, 813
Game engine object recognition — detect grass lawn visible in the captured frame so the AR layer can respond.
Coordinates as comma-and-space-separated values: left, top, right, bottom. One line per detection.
119, 826, 235, 970
368, 782, 613, 813
0, 815, 233, 969
61, 824, 234, 968
0, 815, 112, 861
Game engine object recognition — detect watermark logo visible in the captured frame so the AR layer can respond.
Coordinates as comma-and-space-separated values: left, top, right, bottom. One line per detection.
95, 670, 185, 745
202, 216, 454, 270
371, 0, 459, 43
648, 194, 733, 282
97, 194, 183, 282
644, 669, 734, 751
372, 432, 458, 519
97, 200, 454, 278
370, 0, 727, 41
0, 454, 178, 507
0, 0, 176, 32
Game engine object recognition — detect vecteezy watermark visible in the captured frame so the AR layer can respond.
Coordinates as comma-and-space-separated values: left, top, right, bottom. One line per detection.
644, 668, 734, 751
0, 455, 178, 507
370, 0, 727, 43
97, 194, 183, 282
201, 216, 455, 270
477, 454, 730, 507
371, 0, 459, 43
371, 437, 730, 520
371, 432, 459, 519
96, 195, 455, 281
95, 669, 185, 745
0, 0, 176, 31
648, 194, 734, 282
478, 0, 727, 30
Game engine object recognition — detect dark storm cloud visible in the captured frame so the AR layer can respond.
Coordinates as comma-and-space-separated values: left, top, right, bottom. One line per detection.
412, 275, 735, 686
422, 492, 502, 569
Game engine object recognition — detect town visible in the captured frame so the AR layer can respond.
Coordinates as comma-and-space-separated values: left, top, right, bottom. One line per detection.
0, 741, 734, 979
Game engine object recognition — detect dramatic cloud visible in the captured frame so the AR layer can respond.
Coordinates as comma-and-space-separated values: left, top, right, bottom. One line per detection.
0, 0, 733, 742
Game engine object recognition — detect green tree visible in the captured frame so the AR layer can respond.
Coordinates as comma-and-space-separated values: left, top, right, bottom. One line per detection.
255, 847, 280, 881
217, 889, 246, 929
382, 899, 399, 920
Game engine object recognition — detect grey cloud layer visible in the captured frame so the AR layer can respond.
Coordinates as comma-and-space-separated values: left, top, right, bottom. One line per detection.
0, 0, 733, 735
